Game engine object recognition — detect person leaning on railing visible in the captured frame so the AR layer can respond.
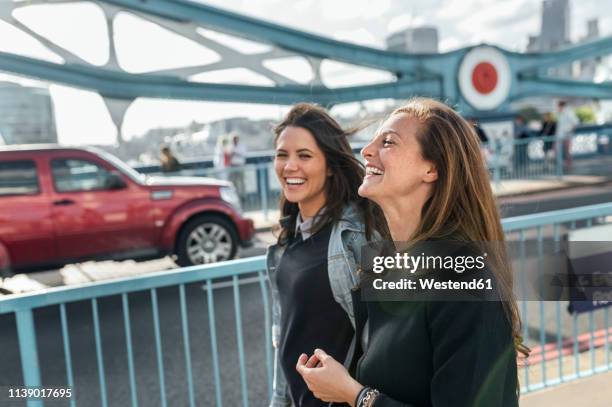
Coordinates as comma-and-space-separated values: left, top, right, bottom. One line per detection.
295, 98, 529, 407
540, 112, 557, 169
266, 103, 387, 407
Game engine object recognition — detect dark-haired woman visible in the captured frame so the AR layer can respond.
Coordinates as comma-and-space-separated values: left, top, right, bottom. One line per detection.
267, 104, 385, 407
296, 98, 529, 407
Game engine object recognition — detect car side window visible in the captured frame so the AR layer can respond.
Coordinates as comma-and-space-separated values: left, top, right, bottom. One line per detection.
51, 159, 113, 192
0, 160, 39, 196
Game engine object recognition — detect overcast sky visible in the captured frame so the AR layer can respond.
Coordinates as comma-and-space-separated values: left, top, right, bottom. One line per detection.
0, 0, 610, 145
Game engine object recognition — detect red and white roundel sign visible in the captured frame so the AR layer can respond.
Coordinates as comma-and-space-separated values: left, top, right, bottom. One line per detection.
458, 46, 511, 111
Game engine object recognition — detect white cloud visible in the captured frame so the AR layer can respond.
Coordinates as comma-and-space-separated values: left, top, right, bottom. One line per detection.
437, 0, 480, 20
439, 37, 462, 52
320, 60, 394, 88
0, 20, 63, 63
452, 0, 539, 48
13, 2, 108, 65
456, 0, 529, 34
189, 68, 275, 86
123, 99, 289, 140
333, 28, 381, 48
114, 12, 220, 73
387, 14, 413, 33
321, 0, 391, 21
49, 85, 118, 146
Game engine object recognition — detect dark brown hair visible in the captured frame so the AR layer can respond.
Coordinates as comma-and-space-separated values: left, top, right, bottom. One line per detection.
274, 103, 387, 244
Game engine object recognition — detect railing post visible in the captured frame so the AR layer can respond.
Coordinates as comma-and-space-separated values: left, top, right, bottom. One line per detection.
493, 139, 501, 189
15, 309, 43, 407
257, 164, 269, 221
556, 136, 563, 179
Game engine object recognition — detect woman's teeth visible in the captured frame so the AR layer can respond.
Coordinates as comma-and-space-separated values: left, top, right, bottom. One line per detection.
366, 166, 384, 175
286, 178, 306, 185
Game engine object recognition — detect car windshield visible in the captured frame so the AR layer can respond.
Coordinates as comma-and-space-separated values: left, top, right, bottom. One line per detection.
91, 148, 146, 184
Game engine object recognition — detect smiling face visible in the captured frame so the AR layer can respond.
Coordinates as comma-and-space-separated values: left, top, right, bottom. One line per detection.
358, 113, 437, 207
274, 125, 329, 217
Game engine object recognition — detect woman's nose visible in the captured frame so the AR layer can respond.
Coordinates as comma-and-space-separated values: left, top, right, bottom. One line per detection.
361, 140, 375, 159
283, 158, 299, 172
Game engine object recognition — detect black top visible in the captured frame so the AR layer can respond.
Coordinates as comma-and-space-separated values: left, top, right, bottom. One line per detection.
277, 222, 354, 406
540, 120, 557, 136
540, 120, 557, 151
351, 274, 518, 406
473, 125, 489, 143
161, 156, 180, 172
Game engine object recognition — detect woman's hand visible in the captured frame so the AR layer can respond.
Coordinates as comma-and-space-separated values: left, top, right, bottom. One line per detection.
295, 348, 363, 406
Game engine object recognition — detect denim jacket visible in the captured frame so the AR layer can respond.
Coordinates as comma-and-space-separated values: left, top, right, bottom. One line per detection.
266, 203, 369, 407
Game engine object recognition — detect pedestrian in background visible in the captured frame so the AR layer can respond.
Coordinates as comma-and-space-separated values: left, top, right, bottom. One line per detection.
556, 101, 579, 170
229, 133, 247, 201
159, 145, 180, 173
468, 118, 489, 144
540, 112, 557, 168
468, 118, 490, 164
513, 115, 531, 177
214, 135, 231, 180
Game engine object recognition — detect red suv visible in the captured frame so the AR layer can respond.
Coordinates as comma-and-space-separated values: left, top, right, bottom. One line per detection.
0, 145, 254, 273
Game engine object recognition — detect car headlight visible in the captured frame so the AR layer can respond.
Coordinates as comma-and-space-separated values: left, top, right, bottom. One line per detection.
220, 186, 242, 211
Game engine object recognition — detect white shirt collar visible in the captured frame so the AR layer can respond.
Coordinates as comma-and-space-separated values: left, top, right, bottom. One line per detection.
294, 208, 325, 240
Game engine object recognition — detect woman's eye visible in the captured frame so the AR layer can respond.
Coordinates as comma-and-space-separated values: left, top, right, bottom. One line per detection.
275, 152, 287, 158
299, 154, 311, 159
383, 138, 394, 146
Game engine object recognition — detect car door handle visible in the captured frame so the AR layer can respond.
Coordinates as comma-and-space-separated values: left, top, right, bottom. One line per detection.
53, 199, 75, 206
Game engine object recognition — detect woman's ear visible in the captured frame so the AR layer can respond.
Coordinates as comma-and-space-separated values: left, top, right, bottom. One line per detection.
423, 164, 438, 183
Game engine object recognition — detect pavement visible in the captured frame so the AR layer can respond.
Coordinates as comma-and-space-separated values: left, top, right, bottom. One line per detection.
521, 370, 612, 407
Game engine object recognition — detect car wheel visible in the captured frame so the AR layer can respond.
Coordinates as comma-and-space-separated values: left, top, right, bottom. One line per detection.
176, 215, 238, 267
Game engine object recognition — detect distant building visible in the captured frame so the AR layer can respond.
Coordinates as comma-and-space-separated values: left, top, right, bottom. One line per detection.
526, 0, 570, 52
524, 0, 602, 110
579, 19, 600, 80
386, 26, 439, 53
0, 82, 57, 145
527, 0, 573, 79
539, 0, 570, 50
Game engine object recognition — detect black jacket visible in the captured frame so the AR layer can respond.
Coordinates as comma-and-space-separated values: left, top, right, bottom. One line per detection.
350, 274, 518, 406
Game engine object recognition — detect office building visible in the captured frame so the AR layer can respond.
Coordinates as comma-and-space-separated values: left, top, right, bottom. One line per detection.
0, 82, 57, 144
386, 26, 439, 53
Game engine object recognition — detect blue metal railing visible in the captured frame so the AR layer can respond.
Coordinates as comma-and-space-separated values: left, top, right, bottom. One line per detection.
0, 257, 270, 407
2, 203, 612, 405
485, 128, 612, 184
503, 202, 612, 392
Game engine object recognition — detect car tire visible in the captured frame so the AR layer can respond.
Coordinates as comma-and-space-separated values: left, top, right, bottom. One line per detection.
176, 214, 238, 267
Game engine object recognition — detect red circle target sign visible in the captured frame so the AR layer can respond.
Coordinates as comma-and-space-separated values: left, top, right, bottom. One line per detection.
458, 46, 511, 110
471, 62, 498, 94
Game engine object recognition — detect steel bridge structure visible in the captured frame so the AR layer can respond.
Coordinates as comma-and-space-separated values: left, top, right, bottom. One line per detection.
1, 0, 612, 141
